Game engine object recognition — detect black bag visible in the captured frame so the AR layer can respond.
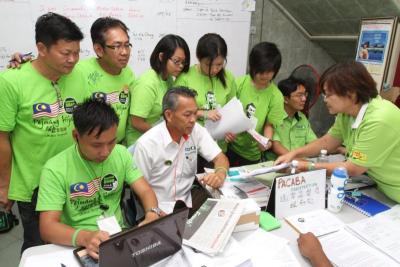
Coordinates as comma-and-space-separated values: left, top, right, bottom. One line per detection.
0, 210, 19, 233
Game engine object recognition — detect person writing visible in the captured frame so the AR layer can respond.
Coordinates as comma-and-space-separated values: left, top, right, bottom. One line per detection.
275, 61, 400, 203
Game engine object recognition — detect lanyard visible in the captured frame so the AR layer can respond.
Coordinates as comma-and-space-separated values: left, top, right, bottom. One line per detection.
51, 81, 63, 111
75, 146, 109, 214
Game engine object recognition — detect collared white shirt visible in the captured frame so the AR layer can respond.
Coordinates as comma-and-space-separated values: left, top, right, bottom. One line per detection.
134, 121, 221, 206
352, 102, 369, 129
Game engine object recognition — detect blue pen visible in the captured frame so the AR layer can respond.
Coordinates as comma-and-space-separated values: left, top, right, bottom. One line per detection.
9, 52, 33, 62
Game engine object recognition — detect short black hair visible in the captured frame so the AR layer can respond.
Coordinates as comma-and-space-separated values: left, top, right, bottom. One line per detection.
162, 86, 197, 114
35, 12, 83, 47
73, 98, 119, 138
150, 34, 190, 76
196, 33, 228, 87
278, 77, 307, 97
90, 17, 129, 46
249, 42, 281, 79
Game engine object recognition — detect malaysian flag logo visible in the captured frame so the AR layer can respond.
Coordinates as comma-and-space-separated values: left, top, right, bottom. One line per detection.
70, 177, 101, 198
92, 91, 121, 105
32, 102, 64, 119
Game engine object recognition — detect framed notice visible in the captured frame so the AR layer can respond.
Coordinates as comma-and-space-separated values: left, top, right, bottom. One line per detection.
356, 17, 399, 91
266, 169, 326, 219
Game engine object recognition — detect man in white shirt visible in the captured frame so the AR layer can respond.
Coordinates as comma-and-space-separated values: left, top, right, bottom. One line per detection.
134, 86, 229, 212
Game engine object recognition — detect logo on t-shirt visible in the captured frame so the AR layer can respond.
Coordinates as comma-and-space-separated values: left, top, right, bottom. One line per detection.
351, 151, 367, 162
32, 102, 63, 118
92, 92, 107, 103
119, 86, 129, 104
246, 103, 256, 119
204, 91, 217, 110
69, 177, 101, 198
64, 97, 78, 114
101, 174, 118, 192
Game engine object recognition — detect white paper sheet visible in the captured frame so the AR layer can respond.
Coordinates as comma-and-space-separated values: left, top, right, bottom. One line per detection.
285, 209, 344, 237
205, 97, 253, 140
319, 229, 399, 267
346, 205, 400, 263
240, 229, 301, 267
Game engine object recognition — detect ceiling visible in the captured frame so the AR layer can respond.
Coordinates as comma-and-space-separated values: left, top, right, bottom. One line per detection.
273, 0, 400, 62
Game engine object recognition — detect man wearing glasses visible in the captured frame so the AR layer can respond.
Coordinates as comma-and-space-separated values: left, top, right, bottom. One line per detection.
70, 17, 134, 144
270, 77, 317, 159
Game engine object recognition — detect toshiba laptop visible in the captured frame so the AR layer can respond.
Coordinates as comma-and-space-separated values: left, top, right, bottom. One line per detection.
74, 206, 189, 267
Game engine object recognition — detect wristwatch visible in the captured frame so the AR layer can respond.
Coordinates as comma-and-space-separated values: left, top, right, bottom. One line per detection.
146, 207, 162, 217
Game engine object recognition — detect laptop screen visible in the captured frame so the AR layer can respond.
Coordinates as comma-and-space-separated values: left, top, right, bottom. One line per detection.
98, 207, 189, 267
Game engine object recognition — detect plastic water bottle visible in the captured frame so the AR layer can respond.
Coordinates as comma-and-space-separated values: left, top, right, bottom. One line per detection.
318, 149, 329, 163
328, 167, 348, 213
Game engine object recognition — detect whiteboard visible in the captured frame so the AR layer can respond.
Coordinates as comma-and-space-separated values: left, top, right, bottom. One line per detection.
0, 0, 251, 76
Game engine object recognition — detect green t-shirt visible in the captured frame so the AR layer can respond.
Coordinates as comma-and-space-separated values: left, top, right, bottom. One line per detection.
36, 144, 142, 230
174, 65, 237, 151
229, 75, 285, 161
73, 58, 134, 143
328, 97, 400, 203
269, 111, 317, 160
125, 69, 173, 146
0, 62, 88, 202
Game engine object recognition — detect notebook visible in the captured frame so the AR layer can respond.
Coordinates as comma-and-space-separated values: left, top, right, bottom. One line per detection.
74, 206, 189, 267
344, 193, 390, 217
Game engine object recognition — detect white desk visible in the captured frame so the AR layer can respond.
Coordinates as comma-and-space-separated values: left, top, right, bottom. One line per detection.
19, 187, 395, 267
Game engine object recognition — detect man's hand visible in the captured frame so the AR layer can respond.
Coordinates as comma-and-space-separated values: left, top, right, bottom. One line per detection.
0, 186, 13, 211
78, 230, 110, 260
206, 110, 221, 122
139, 210, 164, 226
297, 232, 332, 267
202, 172, 225, 188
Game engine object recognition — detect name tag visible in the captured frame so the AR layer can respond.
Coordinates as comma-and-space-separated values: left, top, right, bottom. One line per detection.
97, 215, 122, 235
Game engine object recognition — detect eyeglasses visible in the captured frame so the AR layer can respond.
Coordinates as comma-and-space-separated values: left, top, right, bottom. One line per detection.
105, 43, 132, 52
321, 92, 334, 99
169, 58, 187, 67
292, 92, 308, 99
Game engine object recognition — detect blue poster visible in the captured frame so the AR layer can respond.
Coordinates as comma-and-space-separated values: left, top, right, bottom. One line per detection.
357, 30, 388, 63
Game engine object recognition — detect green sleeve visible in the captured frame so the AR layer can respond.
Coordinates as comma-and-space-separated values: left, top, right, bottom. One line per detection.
36, 167, 66, 211
226, 71, 237, 101
174, 73, 189, 87
305, 121, 317, 144
235, 76, 246, 98
349, 120, 399, 168
328, 115, 344, 140
129, 80, 158, 118
123, 148, 143, 185
266, 89, 285, 126
0, 76, 18, 131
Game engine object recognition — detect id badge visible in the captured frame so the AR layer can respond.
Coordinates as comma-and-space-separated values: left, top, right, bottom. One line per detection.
96, 215, 122, 235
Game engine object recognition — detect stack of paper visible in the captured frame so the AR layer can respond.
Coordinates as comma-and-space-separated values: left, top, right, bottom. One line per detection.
183, 199, 245, 255
220, 177, 271, 207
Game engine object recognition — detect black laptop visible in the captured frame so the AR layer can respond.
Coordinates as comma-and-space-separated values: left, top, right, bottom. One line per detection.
74, 206, 189, 267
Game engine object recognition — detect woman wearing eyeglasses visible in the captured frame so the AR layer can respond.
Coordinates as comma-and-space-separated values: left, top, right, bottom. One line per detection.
275, 61, 400, 203
125, 34, 190, 146
174, 33, 237, 154
227, 42, 285, 167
